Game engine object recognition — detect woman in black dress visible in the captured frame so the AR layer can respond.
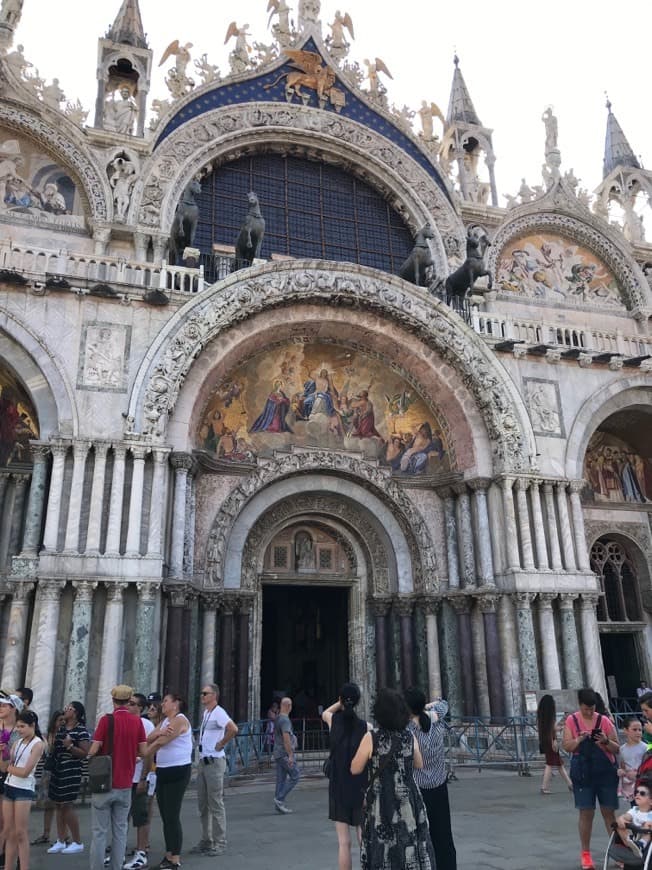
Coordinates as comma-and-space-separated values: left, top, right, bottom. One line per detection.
46, 702, 90, 855
322, 683, 369, 870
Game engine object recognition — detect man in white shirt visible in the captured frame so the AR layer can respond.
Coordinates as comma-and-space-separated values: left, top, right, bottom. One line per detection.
189, 683, 238, 857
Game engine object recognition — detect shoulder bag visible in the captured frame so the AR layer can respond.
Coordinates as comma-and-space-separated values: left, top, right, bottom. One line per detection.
88, 714, 113, 794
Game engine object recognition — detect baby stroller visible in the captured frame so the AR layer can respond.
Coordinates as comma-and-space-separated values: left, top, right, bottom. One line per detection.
603, 823, 652, 870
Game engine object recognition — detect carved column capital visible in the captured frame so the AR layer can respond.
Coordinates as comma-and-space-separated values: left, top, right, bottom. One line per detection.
220, 593, 238, 616
72, 580, 97, 602
580, 592, 600, 611
515, 477, 530, 493
419, 595, 442, 616
111, 443, 127, 461
529, 477, 543, 490
569, 479, 586, 494
7, 580, 34, 601
201, 592, 222, 611
499, 475, 516, 491
166, 584, 188, 607
451, 482, 469, 497
435, 485, 455, 500
50, 441, 69, 459
542, 480, 555, 494
170, 452, 193, 472
93, 441, 111, 458
446, 592, 471, 614
36, 579, 65, 600
555, 479, 569, 493
537, 592, 558, 609
136, 582, 160, 603
476, 592, 500, 613
105, 581, 128, 602
10, 471, 30, 488
394, 595, 415, 617
236, 593, 255, 615
71, 440, 91, 460
514, 591, 536, 609
467, 477, 491, 492
369, 597, 392, 618
558, 592, 579, 610
152, 447, 171, 465
129, 444, 149, 461
29, 441, 51, 463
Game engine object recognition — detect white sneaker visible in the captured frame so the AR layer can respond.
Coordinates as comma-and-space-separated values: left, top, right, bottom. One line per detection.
47, 841, 67, 853
123, 851, 148, 869
62, 842, 84, 854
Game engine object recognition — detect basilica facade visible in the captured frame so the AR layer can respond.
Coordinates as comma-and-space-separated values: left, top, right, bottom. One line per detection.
1, 0, 651, 726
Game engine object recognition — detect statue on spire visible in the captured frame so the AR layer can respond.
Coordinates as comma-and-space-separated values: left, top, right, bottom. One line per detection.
267, 0, 293, 48
541, 106, 561, 185
298, 0, 321, 31
326, 11, 354, 62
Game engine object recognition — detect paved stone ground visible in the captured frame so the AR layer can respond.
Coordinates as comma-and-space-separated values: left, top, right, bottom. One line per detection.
23, 768, 617, 869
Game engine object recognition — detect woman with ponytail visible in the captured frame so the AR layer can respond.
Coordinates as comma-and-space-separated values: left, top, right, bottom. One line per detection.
405, 686, 457, 870
322, 683, 370, 870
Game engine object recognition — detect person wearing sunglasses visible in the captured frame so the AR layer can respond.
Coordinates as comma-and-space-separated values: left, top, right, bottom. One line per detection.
188, 685, 238, 858
616, 780, 652, 858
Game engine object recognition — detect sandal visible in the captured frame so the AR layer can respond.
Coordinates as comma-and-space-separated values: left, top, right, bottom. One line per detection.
540, 788, 552, 794
31, 835, 50, 845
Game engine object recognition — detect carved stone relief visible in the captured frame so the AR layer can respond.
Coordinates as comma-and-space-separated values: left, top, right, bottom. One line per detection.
77, 322, 131, 392
523, 378, 564, 438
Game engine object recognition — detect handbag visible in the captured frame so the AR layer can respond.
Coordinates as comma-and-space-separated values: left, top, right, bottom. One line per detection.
43, 752, 57, 773
88, 714, 113, 794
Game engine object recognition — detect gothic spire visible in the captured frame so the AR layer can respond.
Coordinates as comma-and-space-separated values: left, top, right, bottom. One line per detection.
603, 98, 640, 178
106, 0, 148, 49
446, 54, 481, 127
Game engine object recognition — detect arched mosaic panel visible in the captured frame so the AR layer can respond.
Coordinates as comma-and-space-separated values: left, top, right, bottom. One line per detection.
584, 430, 651, 505
0, 361, 39, 468
196, 341, 451, 477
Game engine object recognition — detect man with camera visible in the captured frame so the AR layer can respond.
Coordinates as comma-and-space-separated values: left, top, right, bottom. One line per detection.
188, 684, 238, 858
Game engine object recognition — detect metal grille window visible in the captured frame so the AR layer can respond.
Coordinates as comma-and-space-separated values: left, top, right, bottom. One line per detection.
590, 538, 642, 622
318, 548, 333, 570
195, 154, 414, 281
273, 546, 288, 569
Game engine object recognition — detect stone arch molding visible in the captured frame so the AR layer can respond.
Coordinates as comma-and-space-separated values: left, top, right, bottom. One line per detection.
133, 101, 463, 262
204, 453, 437, 595
0, 102, 112, 223
129, 261, 535, 472
487, 203, 651, 311
0, 307, 78, 437
564, 379, 652, 479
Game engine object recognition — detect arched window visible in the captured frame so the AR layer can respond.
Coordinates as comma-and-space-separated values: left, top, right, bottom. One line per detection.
590, 538, 643, 622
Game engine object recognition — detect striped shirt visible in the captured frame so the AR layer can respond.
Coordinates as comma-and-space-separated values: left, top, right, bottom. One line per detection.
407, 699, 448, 790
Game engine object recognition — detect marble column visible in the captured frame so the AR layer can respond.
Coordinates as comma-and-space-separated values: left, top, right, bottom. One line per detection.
439, 487, 460, 588
64, 581, 97, 703
134, 583, 160, 693
164, 586, 187, 695
470, 602, 491, 718
469, 479, 494, 586
529, 479, 550, 570
439, 599, 463, 718
236, 595, 253, 722
580, 593, 608, 699
422, 597, 442, 699
201, 593, 221, 686
170, 454, 193, 579
454, 485, 475, 588
0, 582, 33, 689
569, 481, 591, 571
96, 583, 127, 722
219, 597, 235, 711
556, 482, 576, 570
497, 595, 522, 716
514, 592, 539, 691
542, 482, 563, 571
515, 479, 535, 570
42, 443, 67, 554
0, 474, 8, 517
85, 443, 109, 555
478, 593, 506, 719
559, 594, 583, 688
30, 581, 65, 717
105, 446, 127, 555
537, 593, 562, 690
371, 598, 391, 689
20, 444, 50, 556
63, 441, 90, 552
147, 448, 170, 558
500, 477, 520, 570
396, 596, 415, 688
7, 472, 30, 558
126, 446, 148, 556
449, 595, 475, 716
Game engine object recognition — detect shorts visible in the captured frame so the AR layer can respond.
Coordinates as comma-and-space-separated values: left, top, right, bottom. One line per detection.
130, 783, 149, 828
573, 779, 619, 811
3, 784, 36, 802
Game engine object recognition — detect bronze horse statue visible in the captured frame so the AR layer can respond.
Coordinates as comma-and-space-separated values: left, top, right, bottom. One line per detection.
398, 224, 435, 287
233, 191, 265, 270
445, 224, 493, 302
169, 178, 202, 265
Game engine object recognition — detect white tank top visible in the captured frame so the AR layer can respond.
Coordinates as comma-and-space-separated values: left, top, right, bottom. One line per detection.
155, 715, 193, 768
6, 736, 43, 792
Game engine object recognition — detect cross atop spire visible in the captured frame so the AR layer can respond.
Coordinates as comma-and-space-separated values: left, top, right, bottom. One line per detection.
446, 55, 481, 127
106, 0, 148, 49
603, 98, 640, 178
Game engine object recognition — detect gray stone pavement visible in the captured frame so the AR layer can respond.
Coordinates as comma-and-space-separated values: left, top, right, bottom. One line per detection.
24, 769, 617, 870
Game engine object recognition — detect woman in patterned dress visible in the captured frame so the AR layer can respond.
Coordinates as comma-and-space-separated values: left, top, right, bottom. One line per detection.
46, 701, 90, 855
351, 688, 435, 870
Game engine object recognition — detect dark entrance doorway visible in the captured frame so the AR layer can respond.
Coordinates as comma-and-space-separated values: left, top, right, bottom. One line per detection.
600, 632, 640, 698
261, 584, 349, 718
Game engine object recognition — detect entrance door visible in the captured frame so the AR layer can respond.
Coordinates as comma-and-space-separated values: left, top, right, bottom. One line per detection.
260, 584, 349, 717
600, 632, 640, 698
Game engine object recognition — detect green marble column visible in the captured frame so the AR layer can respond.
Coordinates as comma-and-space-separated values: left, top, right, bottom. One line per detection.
64, 581, 97, 702
134, 583, 160, 694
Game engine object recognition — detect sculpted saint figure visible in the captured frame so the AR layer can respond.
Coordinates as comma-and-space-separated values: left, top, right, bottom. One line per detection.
542, 107, 558, 152
0, 0, 23, 28
104, 85, 138, 134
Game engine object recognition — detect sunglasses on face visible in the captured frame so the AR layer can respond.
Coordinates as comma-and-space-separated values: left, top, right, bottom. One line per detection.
200, 691, 215, 696
636, 790, 650, 797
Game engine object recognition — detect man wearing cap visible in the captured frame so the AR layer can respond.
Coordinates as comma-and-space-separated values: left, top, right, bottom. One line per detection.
88, 686, 147, 870
189, 684, 238, 857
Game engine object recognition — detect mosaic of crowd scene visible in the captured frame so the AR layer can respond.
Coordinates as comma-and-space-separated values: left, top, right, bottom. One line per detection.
583, 432, 651, 503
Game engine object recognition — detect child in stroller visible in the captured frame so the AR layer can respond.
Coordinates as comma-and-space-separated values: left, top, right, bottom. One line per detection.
605, 778, 652, 868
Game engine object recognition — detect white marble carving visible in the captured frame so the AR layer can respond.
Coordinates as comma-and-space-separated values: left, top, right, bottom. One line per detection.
78, 322, 131, 392
524, 378, 564, 437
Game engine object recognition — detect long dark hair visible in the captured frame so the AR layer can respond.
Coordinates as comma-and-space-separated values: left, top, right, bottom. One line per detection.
537, 694, 556, 754
17, 709, 42, 739
404, 686, 431, 734
373, 688, 410, 732
338, 682, 361, 734
47, 710, 64, 740
68, 701, 86, 725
